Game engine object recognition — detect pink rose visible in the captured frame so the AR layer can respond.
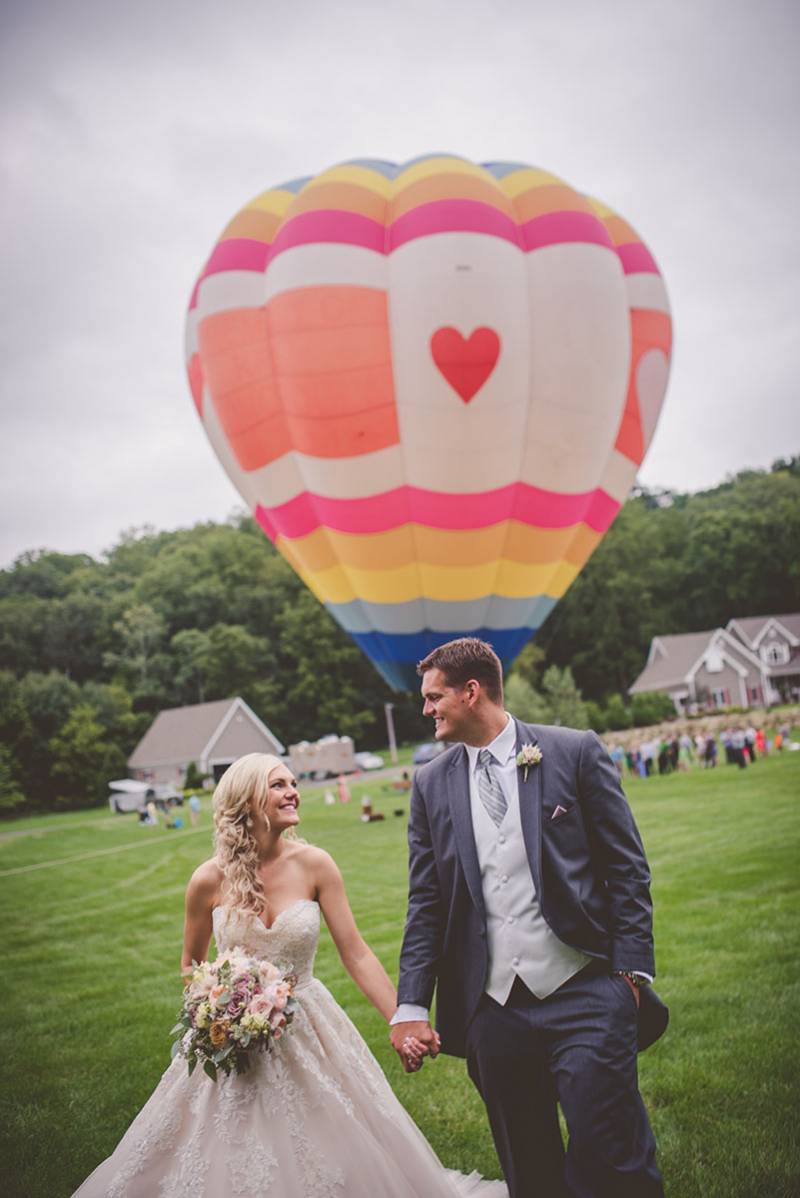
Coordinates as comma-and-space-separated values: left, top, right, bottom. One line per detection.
247, 994, 273, 1018
270, 983, 291, 1012
259, 961, 280, 984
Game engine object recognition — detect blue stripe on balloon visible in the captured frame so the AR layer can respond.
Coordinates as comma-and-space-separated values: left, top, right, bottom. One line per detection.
480, 161, 533, 179
349, 626, 539, 692
274, 176, 314, 194
341, 159, 402, 178
327, 595, 557, 636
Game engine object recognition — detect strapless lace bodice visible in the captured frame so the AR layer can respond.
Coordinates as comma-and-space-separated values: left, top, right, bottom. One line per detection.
212, 900, 320, 987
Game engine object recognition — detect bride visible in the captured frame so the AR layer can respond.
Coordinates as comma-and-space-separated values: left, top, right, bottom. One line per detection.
73, 753, 507, 1197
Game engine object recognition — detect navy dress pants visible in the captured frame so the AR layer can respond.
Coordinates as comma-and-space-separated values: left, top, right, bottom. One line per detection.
465, 966, 664, 1198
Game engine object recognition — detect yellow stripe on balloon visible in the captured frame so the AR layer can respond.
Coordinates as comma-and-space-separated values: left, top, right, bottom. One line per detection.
245, 188, 298, 217
393, 156, 495, 189
497, 168, 565, 198
304, 164, 394, 198
277, 522, 601, 575
584, 195, 615, 218
292, 558, 580, 605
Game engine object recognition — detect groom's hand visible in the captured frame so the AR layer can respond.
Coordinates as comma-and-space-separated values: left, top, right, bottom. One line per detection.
390, 1021, 440, 1073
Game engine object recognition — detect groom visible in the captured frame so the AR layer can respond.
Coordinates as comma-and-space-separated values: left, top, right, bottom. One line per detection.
390, 638, 666, 1197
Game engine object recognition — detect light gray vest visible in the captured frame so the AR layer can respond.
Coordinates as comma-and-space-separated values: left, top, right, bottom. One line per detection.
470, 766, 589, 1002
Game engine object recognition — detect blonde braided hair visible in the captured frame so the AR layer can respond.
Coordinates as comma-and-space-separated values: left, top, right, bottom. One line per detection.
212, 753, 298, 915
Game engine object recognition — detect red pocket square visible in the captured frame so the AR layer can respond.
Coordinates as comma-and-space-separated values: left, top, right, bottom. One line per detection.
551, 804, 568, 820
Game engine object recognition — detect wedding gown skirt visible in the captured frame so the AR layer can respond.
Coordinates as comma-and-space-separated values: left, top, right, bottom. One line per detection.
73, 900, 507, 1197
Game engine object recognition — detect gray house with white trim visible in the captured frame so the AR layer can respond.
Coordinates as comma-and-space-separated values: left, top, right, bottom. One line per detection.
629, 614, 800, 713
128, 697, 285, 786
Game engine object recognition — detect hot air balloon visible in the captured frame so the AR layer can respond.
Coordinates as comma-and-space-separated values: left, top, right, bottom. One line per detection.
185, 155, 672, 690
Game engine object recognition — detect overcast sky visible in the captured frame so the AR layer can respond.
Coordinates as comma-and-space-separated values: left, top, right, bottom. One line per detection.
2, 0, 798, 568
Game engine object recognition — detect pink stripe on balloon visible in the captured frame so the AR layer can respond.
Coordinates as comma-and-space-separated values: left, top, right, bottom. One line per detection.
520, 211, 614, 252
254, 483, 619, 543
204, 238, 271, 276
616, 242, 659, 275
389, 200, 521, 249
190, 207, 626, 305
269, 210, 386, 259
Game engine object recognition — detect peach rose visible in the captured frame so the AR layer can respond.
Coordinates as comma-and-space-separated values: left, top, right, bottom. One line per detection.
209, 1020, 229, 1048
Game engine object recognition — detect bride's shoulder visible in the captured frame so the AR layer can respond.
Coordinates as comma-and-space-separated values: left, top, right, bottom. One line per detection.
285, 841, 337, 881
186, 857, 224, 904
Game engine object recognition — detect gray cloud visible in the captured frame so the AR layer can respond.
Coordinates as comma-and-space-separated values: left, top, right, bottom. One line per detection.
2, 0, 799, 564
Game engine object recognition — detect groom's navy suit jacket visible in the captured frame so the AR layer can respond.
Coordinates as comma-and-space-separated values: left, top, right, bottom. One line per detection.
397, 719, 668, 1058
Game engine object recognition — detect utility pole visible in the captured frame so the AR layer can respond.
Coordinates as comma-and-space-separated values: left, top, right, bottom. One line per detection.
384, 702, 398, 764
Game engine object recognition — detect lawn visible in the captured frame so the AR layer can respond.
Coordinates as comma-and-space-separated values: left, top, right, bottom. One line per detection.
1, 751, 799, 1197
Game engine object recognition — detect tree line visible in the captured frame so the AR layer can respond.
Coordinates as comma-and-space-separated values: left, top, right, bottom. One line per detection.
1, 459, 797, 813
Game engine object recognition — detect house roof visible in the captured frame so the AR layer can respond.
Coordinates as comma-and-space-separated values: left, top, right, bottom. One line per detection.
128, 698, 280, 769
631, 614, 800, 695
727, 613, 800, 646
629, 631, 718, 693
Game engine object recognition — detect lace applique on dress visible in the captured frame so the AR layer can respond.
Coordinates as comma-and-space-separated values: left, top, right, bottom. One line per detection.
107, 1099, 183, 1197
227, 1145, 278, 1196
159, 1127, 210, 1198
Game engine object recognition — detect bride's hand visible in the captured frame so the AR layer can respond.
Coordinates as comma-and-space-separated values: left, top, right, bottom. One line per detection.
400, 1036, 428, 1072
390, 1021, 440, 1073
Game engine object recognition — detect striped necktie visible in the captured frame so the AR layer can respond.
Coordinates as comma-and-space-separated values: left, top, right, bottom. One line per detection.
477, 749, 507, 826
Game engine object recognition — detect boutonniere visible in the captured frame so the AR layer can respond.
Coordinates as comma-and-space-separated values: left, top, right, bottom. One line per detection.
516, 744, 543, 781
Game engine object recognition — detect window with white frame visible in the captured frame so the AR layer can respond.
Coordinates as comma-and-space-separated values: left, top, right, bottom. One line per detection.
760, 641, 790, 666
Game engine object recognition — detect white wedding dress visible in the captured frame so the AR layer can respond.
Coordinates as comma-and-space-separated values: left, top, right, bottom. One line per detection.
73, 900, 507, 1197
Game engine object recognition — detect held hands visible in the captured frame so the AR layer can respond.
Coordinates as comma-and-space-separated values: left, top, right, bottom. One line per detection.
390, 1021, 441, 1074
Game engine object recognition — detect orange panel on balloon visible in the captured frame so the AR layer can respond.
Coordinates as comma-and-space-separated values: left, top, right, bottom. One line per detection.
220, 209, 282, 242
614, 310, 673, 464
265, 287, 399, 452
389, 173, 515, 221
201, 331, 275, 397
283, 405, 398, 459
223, 407, 292, 471
210, 375, 282, 437
286, 182, 388, 223
511, 184, 595, 223
199, 308, 269, 356
275, 366, 400, 422
602, 215, 640, 247
187, 354, 204, 416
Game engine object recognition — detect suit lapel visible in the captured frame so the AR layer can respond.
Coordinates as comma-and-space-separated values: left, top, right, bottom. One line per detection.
515, 720, 543, 897
446, 745, 486, 921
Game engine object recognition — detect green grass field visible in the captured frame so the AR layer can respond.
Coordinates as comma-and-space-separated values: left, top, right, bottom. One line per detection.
1, 751, 799, 1197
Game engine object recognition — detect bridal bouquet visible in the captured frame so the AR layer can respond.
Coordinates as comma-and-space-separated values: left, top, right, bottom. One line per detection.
172, 949, 298, 1081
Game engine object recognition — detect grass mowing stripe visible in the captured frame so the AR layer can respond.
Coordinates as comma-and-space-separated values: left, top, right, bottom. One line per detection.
0, 825, 209, 876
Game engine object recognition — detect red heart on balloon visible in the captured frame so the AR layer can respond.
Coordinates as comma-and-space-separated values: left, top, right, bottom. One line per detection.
430, 326, 501, 403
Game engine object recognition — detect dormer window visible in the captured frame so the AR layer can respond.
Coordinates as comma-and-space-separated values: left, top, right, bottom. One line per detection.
761, 641, 790, 666
705, 648, 724, 673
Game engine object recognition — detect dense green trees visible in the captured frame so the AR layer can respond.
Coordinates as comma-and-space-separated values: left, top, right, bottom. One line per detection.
0, 462, 797, 812
534, 463, 799, 700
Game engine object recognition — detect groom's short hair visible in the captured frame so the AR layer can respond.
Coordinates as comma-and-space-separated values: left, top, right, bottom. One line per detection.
417, 638, 504, 705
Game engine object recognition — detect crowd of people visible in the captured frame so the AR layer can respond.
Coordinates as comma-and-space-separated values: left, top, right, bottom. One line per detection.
607, 722, 795, 778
